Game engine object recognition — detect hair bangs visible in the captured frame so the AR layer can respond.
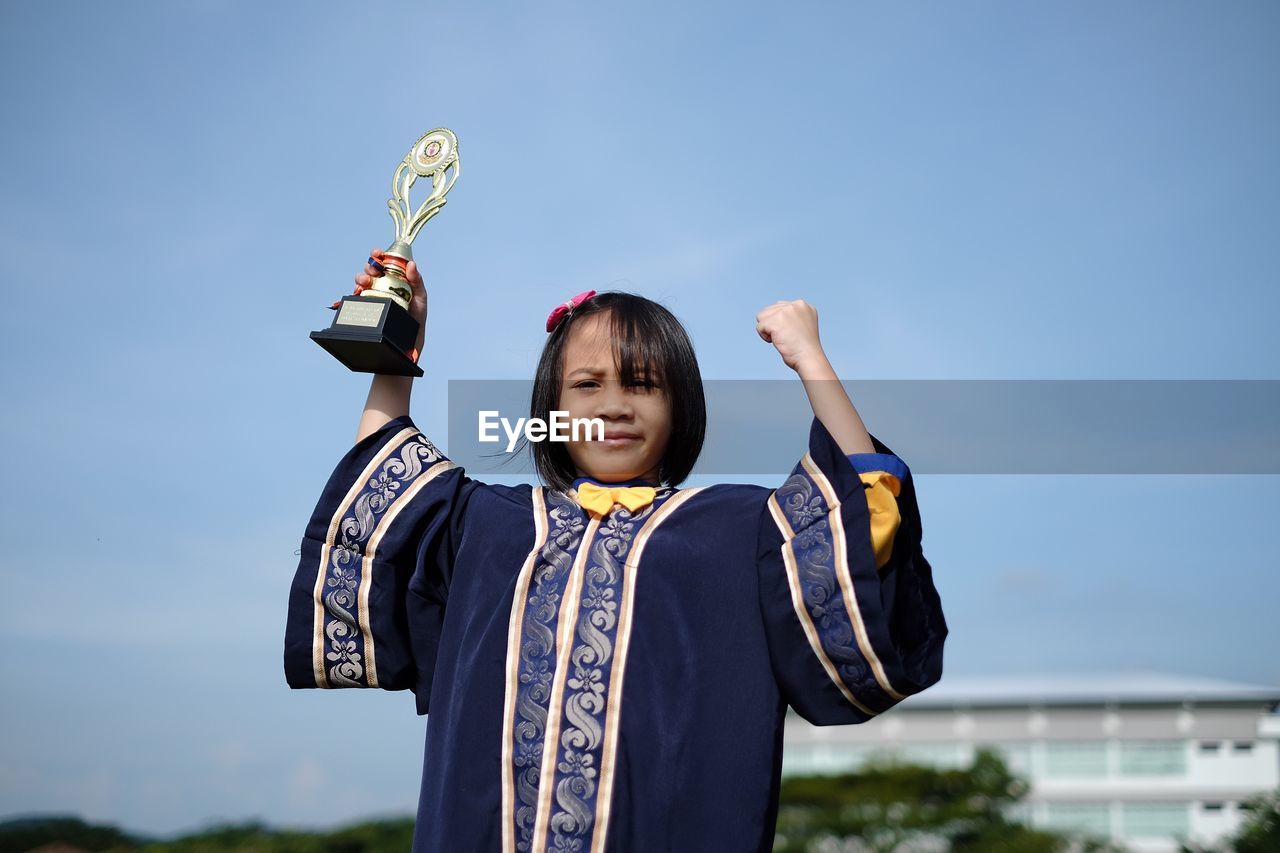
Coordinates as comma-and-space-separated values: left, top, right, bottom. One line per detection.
604, 300, 669, 388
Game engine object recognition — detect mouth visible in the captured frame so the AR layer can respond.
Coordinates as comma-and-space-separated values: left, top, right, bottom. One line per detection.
600, 430, 641, 447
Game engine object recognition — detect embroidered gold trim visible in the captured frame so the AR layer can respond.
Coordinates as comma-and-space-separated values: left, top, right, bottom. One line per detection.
312, 427, 418, 687
530, 514, 601, 852
360, 458, 457, 687
768, 493, 878, 717
591, 487, 706, 852
502, 487, 550, 853
800, 454, 905, 702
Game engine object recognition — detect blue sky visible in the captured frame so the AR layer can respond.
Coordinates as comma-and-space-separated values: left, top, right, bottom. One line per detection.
1, 0, 1277, 838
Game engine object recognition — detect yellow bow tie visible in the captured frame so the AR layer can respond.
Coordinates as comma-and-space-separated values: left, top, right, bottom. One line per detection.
575, 482, 657, 517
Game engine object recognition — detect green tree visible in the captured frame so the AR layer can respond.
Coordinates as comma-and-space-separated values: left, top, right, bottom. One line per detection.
0, 813, 144, 852
1230, 789, 1280, 853
774, 747, 1123, 852
136, 818, 415, 853
0, 815, 418, 853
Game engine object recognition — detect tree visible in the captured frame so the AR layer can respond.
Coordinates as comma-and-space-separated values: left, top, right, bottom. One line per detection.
774, 747, 1123, 853
0, 814, 142, 852
1230, 789, 1280, 853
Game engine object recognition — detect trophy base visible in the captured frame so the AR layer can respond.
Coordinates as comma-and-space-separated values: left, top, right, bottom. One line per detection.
311, 295, 424, 378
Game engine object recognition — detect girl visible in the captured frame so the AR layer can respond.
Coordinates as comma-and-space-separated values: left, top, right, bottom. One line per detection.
285, 250, 948, 852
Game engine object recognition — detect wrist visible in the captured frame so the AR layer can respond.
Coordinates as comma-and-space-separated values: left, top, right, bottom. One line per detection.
795, 352, 835, 379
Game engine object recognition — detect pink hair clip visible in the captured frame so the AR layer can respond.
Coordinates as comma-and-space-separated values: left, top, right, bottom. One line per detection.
545, 289, 597, 333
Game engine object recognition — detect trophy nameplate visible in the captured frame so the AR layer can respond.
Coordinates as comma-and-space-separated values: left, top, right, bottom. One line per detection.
311, 128, 460, 377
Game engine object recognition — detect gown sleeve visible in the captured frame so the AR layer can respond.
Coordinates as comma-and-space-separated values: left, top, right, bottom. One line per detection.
755, 416, 948, 725
283, 413, 481, 716
844, 451, 909, 571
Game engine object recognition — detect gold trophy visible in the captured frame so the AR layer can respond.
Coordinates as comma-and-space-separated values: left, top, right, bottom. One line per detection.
311, 128, 460, 377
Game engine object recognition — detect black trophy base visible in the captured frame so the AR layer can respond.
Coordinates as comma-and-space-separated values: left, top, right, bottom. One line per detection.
311, 295, 424, 377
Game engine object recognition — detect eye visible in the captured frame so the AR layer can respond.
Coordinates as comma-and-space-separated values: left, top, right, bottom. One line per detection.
570, 378, 658, 390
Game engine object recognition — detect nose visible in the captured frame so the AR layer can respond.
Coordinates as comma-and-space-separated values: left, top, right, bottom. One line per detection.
594, 379, 634, 420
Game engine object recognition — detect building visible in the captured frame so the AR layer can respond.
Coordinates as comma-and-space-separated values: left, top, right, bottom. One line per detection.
782, 672, 1280, 852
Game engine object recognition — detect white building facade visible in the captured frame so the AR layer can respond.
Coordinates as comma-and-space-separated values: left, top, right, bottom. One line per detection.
782, 673, 1280, 852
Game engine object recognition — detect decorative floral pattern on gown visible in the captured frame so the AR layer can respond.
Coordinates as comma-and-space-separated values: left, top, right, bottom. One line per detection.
284, 414, 946, 852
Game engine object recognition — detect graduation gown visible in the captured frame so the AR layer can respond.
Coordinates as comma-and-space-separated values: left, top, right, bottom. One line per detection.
284, 414, 947, 852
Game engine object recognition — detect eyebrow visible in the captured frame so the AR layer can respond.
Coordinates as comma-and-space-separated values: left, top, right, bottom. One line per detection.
566, 366, 657, 380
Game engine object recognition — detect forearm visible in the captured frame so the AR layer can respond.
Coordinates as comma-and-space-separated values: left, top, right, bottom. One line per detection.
356, 304, 425, 443
357, 374, 414, 443
796, 355, 875, 455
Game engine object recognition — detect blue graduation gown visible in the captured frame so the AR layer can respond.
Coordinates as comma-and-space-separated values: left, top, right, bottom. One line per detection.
284, 414, 947, 852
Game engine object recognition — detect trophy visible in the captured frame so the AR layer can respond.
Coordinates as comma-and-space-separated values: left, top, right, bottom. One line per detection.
311, 128, 460, 377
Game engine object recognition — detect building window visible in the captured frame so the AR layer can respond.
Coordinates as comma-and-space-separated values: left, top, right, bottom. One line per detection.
894, 742, 966, 769
1042, 803, 1111, 838
782, 743, 879, 775
1232, 741, 1254, 753
1044, 741, 1108, 778
1002, 801, 1033, 825
1202, 802, 1224, 812
1121, 802, 1190, 838
830, 744, 878, 770
1198, 741, 1221, 753
781, 744, 823, 776
991, 742, 1032, 775
1119, 741, 1186, 776
783, 742, 898, 776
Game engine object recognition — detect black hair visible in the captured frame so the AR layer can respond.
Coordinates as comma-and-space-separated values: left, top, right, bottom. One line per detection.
522, 291, 706, 494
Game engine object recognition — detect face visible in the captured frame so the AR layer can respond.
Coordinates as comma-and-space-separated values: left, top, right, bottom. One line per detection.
557, 312, 673, 486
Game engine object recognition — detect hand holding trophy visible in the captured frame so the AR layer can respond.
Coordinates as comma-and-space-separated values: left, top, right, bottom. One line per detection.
311, 128, 460, 377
